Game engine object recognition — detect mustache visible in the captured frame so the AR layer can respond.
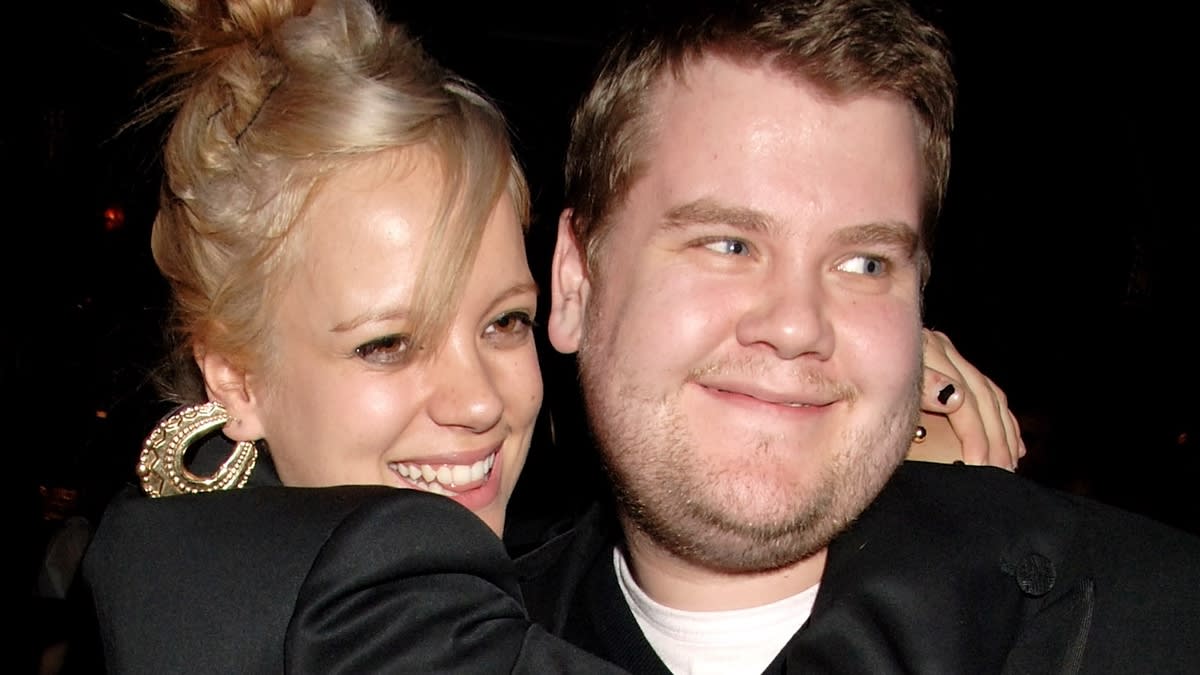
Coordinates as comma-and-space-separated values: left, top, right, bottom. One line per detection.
686, 358, 860, 403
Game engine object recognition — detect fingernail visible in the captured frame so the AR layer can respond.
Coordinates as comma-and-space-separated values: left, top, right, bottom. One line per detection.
937, 384, 956, 405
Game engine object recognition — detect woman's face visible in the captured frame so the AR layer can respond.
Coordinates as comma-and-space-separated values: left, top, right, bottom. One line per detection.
232, 149, 541, 537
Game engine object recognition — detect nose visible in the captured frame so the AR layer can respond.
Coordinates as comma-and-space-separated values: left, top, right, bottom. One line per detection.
426, 334, 503, 433
734, 269, 834, 360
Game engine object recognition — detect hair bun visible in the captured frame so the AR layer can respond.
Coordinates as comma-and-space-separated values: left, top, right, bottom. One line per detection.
166, 0, 316, 46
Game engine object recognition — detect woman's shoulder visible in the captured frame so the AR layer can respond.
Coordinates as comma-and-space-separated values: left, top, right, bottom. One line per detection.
82, 485, 487, 672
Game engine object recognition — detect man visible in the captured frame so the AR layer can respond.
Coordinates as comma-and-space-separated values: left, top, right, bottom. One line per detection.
516, 0, 1200, 672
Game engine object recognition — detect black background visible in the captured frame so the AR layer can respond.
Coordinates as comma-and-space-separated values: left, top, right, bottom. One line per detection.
11, 2, 1198, 655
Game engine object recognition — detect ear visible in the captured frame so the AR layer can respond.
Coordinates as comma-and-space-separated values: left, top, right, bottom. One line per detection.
547, 209, 591, 355
195, 346, 267, 442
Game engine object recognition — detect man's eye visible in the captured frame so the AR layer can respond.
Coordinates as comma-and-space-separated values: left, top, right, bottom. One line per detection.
355, 334, 412, 365
701, 238, 751, 256
837, 255, 888, 276
484, 311, 534, 346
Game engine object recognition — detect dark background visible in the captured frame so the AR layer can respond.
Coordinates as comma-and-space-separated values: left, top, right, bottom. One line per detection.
10, 1, 1197, 667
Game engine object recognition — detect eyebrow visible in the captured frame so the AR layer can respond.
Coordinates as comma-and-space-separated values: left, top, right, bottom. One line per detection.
830, 222, 921, 259
332, 280, 540, 334
333, 305, 410, 334
663, 199, 776, 234
488, 280, 540, 311
664, 198, 919, 257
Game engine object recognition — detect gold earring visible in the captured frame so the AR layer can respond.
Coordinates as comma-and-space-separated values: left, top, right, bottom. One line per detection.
137, 401, 257, 498
913, 425, 927, 443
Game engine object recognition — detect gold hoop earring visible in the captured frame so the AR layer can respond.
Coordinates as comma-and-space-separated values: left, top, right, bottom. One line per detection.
913, 425, 927, 443
137, 401, 257, 498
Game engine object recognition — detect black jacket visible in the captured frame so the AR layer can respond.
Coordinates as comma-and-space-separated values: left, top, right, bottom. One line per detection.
82, 481, 627, 674
515, 461, 1200, 674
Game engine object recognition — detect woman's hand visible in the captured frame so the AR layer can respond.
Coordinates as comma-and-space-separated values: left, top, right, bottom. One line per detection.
909, 329, 1026, 470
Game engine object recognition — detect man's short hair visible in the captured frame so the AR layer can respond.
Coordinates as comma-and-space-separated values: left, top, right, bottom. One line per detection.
563, 0, 955, 272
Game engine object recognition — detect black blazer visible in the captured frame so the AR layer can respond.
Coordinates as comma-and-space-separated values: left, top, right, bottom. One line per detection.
516, 461, 1200, 674
82, 484, 628, 674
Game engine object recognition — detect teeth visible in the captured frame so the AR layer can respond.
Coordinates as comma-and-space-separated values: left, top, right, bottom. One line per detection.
452, 464, 471, 485
390, 452, 496, 495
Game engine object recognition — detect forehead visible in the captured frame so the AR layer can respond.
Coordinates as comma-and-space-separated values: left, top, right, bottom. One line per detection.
290, 146, 527, 289
630, 56, 924, 232
270, 152, 432, 323
268, 148, 529, 351
298, 149, 439, 263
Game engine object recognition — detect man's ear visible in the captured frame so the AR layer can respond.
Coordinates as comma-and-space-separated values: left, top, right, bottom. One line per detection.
547, 209, 590, 355
195, 346, 266, 442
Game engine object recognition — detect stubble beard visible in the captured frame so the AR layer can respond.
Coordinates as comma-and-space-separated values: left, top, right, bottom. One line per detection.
578, 340, 921, 575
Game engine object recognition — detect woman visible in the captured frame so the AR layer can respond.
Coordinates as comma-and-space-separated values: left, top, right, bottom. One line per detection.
79, 0, 1021, 672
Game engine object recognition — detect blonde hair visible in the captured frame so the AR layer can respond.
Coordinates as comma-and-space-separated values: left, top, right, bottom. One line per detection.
141, 0, 529, 402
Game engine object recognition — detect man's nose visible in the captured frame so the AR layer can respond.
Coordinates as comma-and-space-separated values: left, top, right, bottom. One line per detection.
734, 270, 834, 360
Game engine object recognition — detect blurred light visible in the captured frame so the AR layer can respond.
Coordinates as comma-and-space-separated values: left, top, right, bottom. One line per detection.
95, 410, 109, 419
103, 205, 126, 232
39, 485, 80, 522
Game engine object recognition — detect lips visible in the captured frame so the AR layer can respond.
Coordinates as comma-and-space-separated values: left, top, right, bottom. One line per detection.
388, 451, 497, 496
693, 377, 841, 409
713, 388, 830, 408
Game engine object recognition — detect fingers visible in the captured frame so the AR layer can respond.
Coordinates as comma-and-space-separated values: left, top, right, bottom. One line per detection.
936, 333, 1022, 468
917, 364, 990, 466
908, 411, 970, 465
919, 329, 1023, 470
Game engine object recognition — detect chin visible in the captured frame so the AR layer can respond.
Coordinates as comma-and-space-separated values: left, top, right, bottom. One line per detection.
471, 505, 505, 538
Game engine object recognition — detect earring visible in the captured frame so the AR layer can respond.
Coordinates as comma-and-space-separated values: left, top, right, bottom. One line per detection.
913, 425, 927, 443
137, 401, 257, 498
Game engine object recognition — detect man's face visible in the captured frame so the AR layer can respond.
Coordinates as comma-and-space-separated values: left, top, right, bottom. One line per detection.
550, 56, 925, 572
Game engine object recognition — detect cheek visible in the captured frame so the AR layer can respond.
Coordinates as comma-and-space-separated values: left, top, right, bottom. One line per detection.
602, 272, 738, 366
315, 377, 417, 451
307, 363, 421, 430
497, 345, 544, 426
262, 374, 406, 482
836, 297, 923, 382
354, 380, 418, 424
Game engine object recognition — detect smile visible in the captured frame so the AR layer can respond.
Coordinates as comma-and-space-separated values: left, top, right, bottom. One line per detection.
388, 451, 497, 496
701, 384, 836, 410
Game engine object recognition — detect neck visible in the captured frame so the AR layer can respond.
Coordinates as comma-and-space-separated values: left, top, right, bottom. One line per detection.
620, 519, 826, 612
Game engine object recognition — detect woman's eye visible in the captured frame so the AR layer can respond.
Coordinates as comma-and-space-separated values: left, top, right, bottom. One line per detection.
837, 255, 888, 276
702, 238, 751, 256
484, 311, 533, 346
355, 334, 412, 365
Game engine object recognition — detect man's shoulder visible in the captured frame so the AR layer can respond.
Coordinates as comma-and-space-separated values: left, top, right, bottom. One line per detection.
806, 461, 1200, 673
841, 460, 1200, 615
879, 460, 1199, 545
864, 461, 1200, 563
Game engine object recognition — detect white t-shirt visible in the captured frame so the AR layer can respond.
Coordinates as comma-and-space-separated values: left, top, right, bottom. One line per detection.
614, 547, 818, 675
